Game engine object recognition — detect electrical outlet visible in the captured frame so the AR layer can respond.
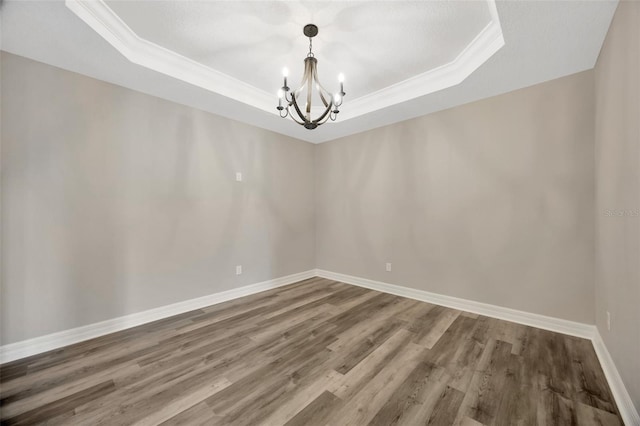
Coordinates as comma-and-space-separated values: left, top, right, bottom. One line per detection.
236, 172, 242, 182
236, 265, 242, 275
386, 263, 392, 272
607, 311, 611, 331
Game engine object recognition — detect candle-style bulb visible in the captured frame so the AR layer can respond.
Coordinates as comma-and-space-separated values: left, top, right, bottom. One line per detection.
282, 68, 289, 90
338, 73, 345, 83
278, 89, 284, 99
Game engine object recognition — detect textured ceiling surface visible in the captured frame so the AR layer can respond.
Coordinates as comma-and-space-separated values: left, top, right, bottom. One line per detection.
105, 0, 492, 99
0, 1, 618, 143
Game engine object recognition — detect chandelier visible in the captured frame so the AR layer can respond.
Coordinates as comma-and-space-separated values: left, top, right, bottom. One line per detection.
277, 24, 345, 130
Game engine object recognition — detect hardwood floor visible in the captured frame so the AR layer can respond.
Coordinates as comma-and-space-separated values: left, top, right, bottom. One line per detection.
0, 277, 622, 425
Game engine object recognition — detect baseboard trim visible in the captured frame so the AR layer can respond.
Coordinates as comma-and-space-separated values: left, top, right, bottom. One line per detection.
0, 269, 316, 364
315, 269, 639, 425
592, 331, 640, 426
315, 269, 595, 339
2, 269, 637, 424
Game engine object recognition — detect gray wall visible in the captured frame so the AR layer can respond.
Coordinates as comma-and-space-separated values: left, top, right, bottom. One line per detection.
0, 52, 316, 344
2, 9, 637, 413
316, 70, 596, 324
2, 19, 635, 394
594, 0, 640, 413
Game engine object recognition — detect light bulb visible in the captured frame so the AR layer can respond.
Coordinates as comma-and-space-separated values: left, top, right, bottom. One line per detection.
278, 89, 284, 98
282, 67, 289, 77
334, 93, 342, 103
338, 73, 345, 83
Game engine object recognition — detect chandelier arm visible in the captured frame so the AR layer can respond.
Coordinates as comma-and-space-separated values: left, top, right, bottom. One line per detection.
316, 115, 329, 126
290, 61, 312, 122
293, 58, 312, 98
292, 87, 303, 98
287, 107, 306, 125
319, 107, 335, 125
312, 65, 335, 106
290, 94, 310, 125
284, 104, 305, 125
293, 83, 307, 97
303, 58, 314, 93
306, 67, 313, 121
313, 101, 334, 125
317, 88, 330, 108
288, 71, 308, 112
315, 112, 332, 127
317, 114, 331, 126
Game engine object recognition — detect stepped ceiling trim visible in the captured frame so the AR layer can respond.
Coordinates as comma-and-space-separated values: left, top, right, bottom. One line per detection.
65, 0, 504, 122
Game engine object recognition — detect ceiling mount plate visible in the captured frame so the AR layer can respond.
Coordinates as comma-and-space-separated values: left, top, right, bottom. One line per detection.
303, 24, 318, 38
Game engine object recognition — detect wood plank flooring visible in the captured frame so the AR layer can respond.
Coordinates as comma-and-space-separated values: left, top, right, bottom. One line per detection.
0, 278, 622, 425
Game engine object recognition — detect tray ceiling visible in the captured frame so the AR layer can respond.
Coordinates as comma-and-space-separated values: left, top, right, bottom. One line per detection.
104, 0, 495, 99
0, 1, 618, 143
65, 0, 504, 121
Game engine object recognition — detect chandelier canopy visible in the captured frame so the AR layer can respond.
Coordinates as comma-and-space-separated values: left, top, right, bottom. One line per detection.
277, 24, 345, 130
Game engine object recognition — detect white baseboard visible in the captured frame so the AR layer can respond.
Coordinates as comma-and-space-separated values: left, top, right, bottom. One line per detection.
592, 331, 640, 426
315, 269, 596, 339
0, 270, 316, 364
3, 268, 637, 425
315, 268, 639, 425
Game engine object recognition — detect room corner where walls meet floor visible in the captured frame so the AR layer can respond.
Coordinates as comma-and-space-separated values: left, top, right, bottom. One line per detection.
1, 271, 638, 424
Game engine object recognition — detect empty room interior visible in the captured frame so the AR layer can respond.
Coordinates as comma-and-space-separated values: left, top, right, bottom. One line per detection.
0, 0, 639, 425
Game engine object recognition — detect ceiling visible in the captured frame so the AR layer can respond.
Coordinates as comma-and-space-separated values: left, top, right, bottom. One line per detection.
104, 0, 494, 99
1, 1, 618, 143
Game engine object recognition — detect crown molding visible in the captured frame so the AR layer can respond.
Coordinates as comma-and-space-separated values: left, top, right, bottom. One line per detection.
65, 0, 503, 123
342, 9, 504, 120
64, 0, 275, 113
